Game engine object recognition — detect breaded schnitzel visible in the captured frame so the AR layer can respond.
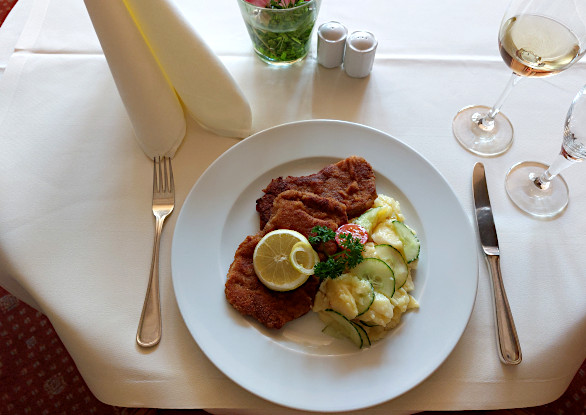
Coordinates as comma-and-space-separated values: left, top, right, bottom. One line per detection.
226, 157, 377, 329
266, 189, 348, 256
225, 190, 348, 329
256, 156, 377, 229
224, 232, 320, 330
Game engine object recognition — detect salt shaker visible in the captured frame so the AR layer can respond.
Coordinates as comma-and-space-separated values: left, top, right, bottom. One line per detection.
343, 31, 377, 78
317, 21, 348, 68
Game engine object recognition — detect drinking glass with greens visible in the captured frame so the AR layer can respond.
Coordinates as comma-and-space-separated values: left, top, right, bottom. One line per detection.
237, 0, 321, 65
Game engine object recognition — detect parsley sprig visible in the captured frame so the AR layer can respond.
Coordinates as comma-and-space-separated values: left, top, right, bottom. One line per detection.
307, 226, 335, 244
309, 226, 365, 280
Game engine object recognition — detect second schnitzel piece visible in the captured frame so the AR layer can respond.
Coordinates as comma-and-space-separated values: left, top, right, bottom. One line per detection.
265, 189, 348, 242
256, 156, 377, 229
225, 190, 348, 329
265, 189, 348, 256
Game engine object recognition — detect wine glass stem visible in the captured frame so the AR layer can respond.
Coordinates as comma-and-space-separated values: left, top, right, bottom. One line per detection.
476, 73, 523, 131
488, 73, 522, 119
533, 149, 577, 190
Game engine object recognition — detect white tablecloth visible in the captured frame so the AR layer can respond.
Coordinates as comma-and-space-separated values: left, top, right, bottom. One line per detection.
1, 0, 585, 413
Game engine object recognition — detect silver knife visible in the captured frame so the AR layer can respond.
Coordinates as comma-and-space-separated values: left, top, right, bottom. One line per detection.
473, 162, 522, 365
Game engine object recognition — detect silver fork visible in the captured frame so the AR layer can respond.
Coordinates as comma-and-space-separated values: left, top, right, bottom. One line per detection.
136, 156, 175, 348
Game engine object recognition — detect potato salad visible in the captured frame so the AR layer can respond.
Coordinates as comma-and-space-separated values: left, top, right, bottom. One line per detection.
312, 195, 420, 348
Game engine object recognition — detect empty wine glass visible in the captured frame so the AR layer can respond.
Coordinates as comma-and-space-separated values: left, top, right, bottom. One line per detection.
453, 0, 586, 157
505, 84, 586, 218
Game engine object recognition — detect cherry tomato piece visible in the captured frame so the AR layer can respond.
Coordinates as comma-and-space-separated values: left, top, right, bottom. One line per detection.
335, 223, 368, 247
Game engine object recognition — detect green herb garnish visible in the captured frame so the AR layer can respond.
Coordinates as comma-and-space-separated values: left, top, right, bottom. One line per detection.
308, 226, 335, 244
309, 226, 365, 280
337, 233, 366, 269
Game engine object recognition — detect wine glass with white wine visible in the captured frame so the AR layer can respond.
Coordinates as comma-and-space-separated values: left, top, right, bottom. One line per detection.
505, 84, 586, 218
452, 0, 586, 157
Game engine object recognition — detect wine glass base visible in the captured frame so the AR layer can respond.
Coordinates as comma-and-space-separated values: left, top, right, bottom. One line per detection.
452, 105, 514, 157
505, 161, 569, 219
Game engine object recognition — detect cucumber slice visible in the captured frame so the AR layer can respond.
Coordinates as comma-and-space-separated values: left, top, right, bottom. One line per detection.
355, 280, 375, 317
352, 258, 395, 299
351, 321, 371, 347
374, 244, 409, 289
359, 320, 378, 327
392, 220, 420, 263
351, 206, 383, 235
322, 325, 348, 340
321, 309, 363, 348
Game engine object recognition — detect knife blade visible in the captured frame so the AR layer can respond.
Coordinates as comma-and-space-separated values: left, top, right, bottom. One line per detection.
473, 162, 522, 365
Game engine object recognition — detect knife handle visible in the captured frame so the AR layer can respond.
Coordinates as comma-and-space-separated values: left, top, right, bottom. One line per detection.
485, 255, 522, 365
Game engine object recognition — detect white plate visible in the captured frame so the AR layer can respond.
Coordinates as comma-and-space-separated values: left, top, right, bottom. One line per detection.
171, 120, 478, 412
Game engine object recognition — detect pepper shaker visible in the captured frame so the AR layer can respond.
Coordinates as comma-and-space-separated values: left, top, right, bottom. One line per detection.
343, 31, 377, 78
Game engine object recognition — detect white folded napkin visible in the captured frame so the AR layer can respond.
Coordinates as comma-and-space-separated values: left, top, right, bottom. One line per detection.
84, 0, 252, 158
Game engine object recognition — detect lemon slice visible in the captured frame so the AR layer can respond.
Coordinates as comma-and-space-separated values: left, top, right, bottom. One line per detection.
253, 229, 311, 291
289, 241, 319, 275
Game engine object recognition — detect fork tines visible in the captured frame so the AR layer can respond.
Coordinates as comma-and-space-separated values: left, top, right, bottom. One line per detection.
153, 156, 174, 194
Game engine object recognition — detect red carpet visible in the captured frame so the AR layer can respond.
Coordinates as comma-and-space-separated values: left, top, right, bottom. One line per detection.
0, 0, 15, 23
0, 2, 584, 414
0, 287, 132, 414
